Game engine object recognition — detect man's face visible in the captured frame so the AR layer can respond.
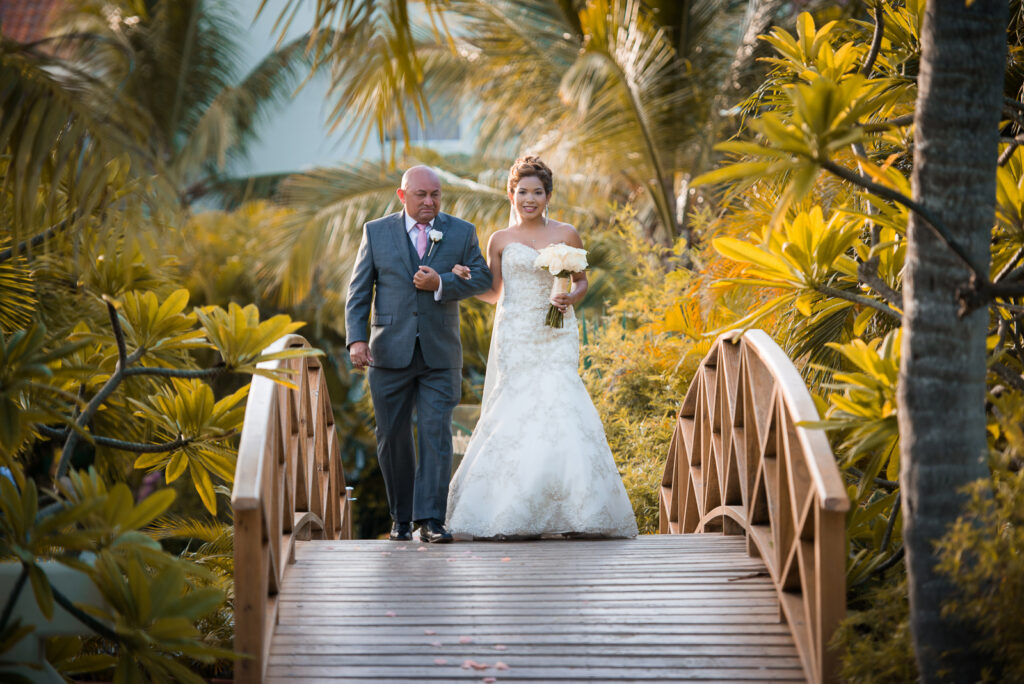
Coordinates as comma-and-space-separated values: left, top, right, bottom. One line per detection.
398, 170, 442, 223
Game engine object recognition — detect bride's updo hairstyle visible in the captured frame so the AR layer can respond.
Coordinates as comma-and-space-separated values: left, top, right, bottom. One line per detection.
507, 156, 553, 196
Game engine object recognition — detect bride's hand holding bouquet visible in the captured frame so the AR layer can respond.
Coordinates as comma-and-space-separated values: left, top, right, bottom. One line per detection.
534, 243, 588, 328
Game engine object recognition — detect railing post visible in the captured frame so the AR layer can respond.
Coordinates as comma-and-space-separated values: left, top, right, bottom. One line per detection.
233, 506, 266, 683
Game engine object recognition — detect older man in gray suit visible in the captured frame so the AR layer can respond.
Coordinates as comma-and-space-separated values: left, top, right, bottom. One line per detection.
346, 166, 492, 543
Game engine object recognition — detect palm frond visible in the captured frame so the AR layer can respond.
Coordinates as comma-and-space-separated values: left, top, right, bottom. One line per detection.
0, 37, 168, 246
0, 239, 37, 331
176, 31, 317, 177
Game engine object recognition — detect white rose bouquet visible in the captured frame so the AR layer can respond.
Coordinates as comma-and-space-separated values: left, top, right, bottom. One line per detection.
533, 243, 588, 328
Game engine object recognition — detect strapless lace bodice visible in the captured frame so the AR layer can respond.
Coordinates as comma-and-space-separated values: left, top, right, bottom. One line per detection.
446, 242, 638, 539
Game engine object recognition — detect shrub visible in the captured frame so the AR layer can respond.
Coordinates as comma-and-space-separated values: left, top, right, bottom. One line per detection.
936, 470, 1024, 682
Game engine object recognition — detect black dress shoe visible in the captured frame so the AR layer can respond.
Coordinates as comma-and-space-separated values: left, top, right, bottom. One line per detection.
418, 519, 453, 544
389, 522, 413, 541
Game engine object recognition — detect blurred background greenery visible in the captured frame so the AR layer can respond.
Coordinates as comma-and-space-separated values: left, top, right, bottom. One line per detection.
5, 0, 1024, 680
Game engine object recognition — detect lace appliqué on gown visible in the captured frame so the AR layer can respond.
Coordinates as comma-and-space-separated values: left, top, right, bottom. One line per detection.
446, 242, 638, 538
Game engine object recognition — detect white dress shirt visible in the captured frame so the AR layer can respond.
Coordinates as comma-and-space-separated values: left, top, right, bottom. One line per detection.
404, 213, 443, 300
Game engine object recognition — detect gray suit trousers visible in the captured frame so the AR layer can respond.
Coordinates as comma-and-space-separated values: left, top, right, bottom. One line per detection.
367, 340, 461, 523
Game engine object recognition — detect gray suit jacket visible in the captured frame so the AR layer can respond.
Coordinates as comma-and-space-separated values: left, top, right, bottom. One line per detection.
345, 211, 493, 369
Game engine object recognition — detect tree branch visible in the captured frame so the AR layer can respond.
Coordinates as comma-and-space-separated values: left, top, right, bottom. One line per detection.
57, 300, 129, 477
860, 3, 885, 77
94, 434, 191, 453
50, 580, 120, 643
999, 142, 1019, 166
995, 247, 1024, 283
991, 361, 1024, 393
122, 365, 225, 379
880, 491, 901, 551
858, 114, 915, 133
847, 465, 900, 491
857, 261, 902, 307
0, 218, 72, 263
817, 284, 903, 322
0, 565, 28, 630
1004, 97, 1024, 115
820, 158, 987, 278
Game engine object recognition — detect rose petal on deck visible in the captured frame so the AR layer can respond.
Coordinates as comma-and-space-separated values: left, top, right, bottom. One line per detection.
417, 546, 428, 551
492, 644, 507, 651
447, 557, 458, 562
483, 678, 496, 683
385, 611, 397, 617
434, 658, 447, 665
430, 641, 443, 648
380, 551, 391, 556
424, 629, 437, 635
500, 557, 511, 562
495, 661, 509, 670
459, 636, 474, 644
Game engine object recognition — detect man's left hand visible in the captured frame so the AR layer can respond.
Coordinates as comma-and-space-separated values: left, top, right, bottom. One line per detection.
413, 265, 441, 291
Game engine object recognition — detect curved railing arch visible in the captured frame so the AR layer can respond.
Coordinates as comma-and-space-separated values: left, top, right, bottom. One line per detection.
232, 335, 352, 683
660, 329, 849, 684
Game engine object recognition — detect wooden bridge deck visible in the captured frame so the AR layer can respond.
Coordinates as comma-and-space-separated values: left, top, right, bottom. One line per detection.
265, 534, 806, 683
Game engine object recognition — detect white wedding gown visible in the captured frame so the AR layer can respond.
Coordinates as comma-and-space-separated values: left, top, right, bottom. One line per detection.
446, 242, 638, 538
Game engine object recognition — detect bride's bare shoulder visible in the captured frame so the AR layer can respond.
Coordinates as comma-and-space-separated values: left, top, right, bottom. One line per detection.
487, 228, 513, 253
552, 221, 583, 248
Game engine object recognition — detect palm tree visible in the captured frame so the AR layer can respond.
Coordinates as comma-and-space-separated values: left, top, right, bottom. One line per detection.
898, 0, 1007, 680
52, 0, 316, 204
263, 0, 746, 246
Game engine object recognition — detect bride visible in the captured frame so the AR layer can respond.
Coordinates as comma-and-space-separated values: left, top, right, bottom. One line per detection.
445, 156, 638, 539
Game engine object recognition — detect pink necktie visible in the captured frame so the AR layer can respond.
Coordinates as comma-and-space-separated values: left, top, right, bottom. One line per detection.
416, 223, 428, 258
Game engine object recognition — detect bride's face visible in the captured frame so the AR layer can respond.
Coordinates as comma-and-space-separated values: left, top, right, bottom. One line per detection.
510, 176, 549, 221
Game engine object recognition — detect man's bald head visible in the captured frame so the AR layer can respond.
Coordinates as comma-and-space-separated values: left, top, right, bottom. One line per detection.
401, 165, 440, 190
398, 165, 442, 224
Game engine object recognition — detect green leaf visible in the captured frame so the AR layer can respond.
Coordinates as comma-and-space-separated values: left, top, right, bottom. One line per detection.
122, 489, 177, 531
190, 461, 217, 515
27, 564, 54, 620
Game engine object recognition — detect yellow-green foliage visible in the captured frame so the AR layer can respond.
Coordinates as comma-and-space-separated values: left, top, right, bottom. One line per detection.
581, 210, 709, 534
936, 470, 1024, 682
833, 577, 917, 684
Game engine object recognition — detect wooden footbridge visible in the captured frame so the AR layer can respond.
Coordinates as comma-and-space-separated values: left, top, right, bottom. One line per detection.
231, 330, 849, 683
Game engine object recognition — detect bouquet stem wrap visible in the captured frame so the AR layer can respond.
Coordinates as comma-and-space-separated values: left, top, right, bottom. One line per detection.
547, 275, 571, 327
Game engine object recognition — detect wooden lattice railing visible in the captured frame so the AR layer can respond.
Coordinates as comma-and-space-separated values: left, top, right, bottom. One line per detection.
232, 335, 351, 683
660, 329, 849, 684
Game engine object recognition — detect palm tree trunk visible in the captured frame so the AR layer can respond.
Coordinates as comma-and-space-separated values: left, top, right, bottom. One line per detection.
898, 1, 1006, 681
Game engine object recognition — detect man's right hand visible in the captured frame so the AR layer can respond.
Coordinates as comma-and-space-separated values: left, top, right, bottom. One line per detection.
349, 342, 373, 368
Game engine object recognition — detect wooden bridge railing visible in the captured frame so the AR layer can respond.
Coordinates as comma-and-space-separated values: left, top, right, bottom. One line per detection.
232, 335, 351, 683
660, 329, 850, 684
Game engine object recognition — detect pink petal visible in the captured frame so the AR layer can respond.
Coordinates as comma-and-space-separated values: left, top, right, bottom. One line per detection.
434, 658, 447, 665
447, 557, 458, 562
471, 661, 490, 670
430, 641, 443, 648
500, 557, 511, 562
424, 629, 437, 635
380, 551, 392, 556
396, 546, 408, 551
417, 547, 428, 552
483, 678, 497, 683
495, 661, 509, 670
459, 636, 474, 644
385, 611, 397, 617
492, 644, 507, 651
461, 660, 473, 670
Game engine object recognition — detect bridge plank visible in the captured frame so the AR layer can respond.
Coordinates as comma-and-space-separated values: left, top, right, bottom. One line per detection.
265, 535, 805, 682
